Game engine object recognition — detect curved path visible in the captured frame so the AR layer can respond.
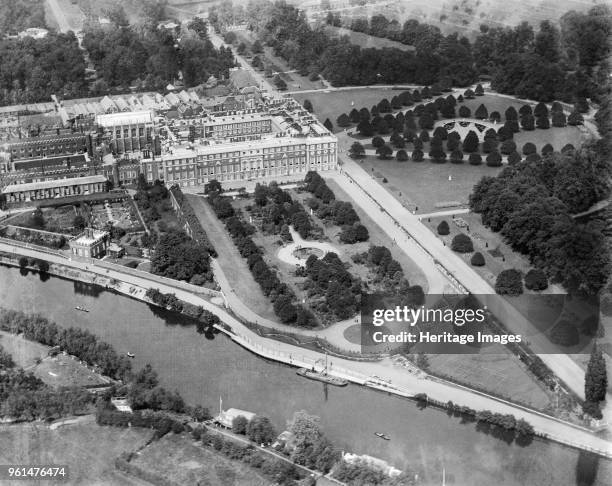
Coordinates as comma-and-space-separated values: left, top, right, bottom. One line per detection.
276, 227, 338, 266
1, 239, 610, 458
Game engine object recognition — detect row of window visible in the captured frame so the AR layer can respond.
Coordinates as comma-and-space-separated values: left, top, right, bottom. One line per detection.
113, 127, 152, 138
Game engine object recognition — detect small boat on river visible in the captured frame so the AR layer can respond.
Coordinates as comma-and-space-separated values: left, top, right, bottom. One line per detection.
296, 368, 348, 386
374, 432, 390, 440
126, 352, 135, 358
75, 306, 89, 312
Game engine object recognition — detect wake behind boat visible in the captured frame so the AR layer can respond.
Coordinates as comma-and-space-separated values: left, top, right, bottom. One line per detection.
296, 368, 348, 387
74, 306, 89, 312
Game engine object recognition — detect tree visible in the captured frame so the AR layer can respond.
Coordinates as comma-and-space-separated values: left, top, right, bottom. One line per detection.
500, 139, 517, 155
357, 119, 374, 136
273, 75, 287, 90
429, 145, 447, 163
433, 126, 448, 140
412, 149, 424, 162
36, 259, 49, 273
464, 88, 475, 99
521, 114, 535, 130
349, 108, 360, 123
349, 142, 365, 159
522, 142, 537, 155
396, 149, 409, 161
551, 111, 566, 127
463, 131, 480, 152
469, 153, 483, 165
336, 113, 351, 127
18, 256, 29, 268
376, 144, 393, 159
475, 83, 484, 96
73, 215, 86, 230
508, 151, 522, 165
567, 111, 584, 125
247, 416, 276, 445
323, 118, 333, 132
450, 149, 464, 164
237, 42, 247, 55
232, 415, 249, 434
419, 112, 434, 130
471, 252, 485, 266
541, 143, 554, 156
519, 105, 532, 117
303, 99, 314, 113
536, 115, 550, 129
534, 102, 549, 118
524, 269, 548, 290
505, 106, 518, 121
495, 269, 523, 295
377, 98, 391, 113
486, 151, 502, 167
30, 208, 45, 229
371, 136, 385, 148
419, 129, 430, 142
474, 104, 488, 119
437, 220, 450, 235
585, 346, 607, 403
458, 106, 471, 118
251, 39, 263, 53
451, 233, 473, 253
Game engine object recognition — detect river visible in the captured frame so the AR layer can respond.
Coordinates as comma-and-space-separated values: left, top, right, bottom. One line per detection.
0, 265, 609, 486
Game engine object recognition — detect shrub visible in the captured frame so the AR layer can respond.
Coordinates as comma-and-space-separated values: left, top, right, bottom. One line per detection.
470, 252, 485, 266
541, 143, 554, 156
524, 269, 548, 291
437, 220, 450, 235
486, 151, 502, 167
522, 142, 537, 155
495, 269, 523, 295
450, 149, 463, 164
412, 149, 424, 162
451, 233, 473, 253
396, 149, 409, 161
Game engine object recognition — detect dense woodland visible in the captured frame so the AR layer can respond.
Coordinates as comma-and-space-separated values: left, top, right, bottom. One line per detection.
0, 0, 46, 33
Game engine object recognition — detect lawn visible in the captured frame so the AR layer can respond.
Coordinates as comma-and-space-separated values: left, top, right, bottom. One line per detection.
129, 432, 270, 486
185, 194, 277, 321
427, 352, 552, 409
324, 25, 415, 51
356, 154, 503, 213
33, 353, 110, 389
0, 422, 152, 486
0, 330, 49, 368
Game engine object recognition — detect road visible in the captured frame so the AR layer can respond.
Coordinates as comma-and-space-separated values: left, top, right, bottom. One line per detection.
1, 240, 611, 458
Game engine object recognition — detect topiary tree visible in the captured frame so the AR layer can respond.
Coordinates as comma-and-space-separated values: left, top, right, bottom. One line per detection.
458, 106, 471, 118
567, 111, 584, 125
464, 88, 475, 99
372, 136, 385, 148
433, 126, 448, 140
482, 138, 498, 153
396, 149, 409, 161
585, 345, 607, 403
520, 114, 535, 130
497, 126, 513, 142
507, 151, 521, 165
412, 137, 423, 150
349, 108, 360, 123
349, 142, 365, 159
470, 252, 485, 266
429, 145, 447, 163
550, 320, 579, 346
505, 106, 518, 121
468, 153, 482, 165
495, 269, 523, 295
536, 115, 550, 129
474, 104, 488, 120
446, 137, 460, 151
519, 105, 532, 117
484, 128, 497, 141
534, 102, 549, 118
551, 111, 566, 127
359, 107, 371, 121
450, 149, 464, 164
486, 151, 502, 167
378, 98, 392, 113
391, 95, 402, 110
463, 130, 480, 153
419, 112, 434, 130
500, 139, 517, 155
411, 149, 424, 162
451, 233, 474, 253
522, 142, 537, 155
524, 269, 548, 290
541, 143, 554, 156
504, 119, 520, 133
475, 83, 484, 96
550, 101, 563, 113
323, 118, 333, 131
419, 129, 430, 142
561, 143, 575, 155
357, 119, 374, 136
337, 113, 351, 127
489, 111, 501, 123
437, 220, 450, 235
376, 144, 393, 159
526, 153, 541, 163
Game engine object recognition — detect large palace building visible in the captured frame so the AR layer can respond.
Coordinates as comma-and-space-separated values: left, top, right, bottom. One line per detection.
1, 92, 337, 202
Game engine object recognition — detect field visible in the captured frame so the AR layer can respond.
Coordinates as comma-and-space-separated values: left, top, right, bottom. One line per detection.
324, 25, 415, 51
427, 352, 552, 409
33, 353, 110, 389
356, 154, 502, 213
0, 422, 152, 486
128, 432, 270, 486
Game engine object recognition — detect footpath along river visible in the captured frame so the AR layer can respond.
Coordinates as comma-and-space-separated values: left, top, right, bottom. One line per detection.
0, 265, 609, 486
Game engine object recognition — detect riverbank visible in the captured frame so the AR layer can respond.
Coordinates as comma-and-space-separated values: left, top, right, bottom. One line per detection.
0, 243, 611, 460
